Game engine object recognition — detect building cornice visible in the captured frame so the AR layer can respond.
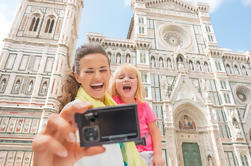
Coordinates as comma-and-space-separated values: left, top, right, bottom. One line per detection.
87, 33, 152, 50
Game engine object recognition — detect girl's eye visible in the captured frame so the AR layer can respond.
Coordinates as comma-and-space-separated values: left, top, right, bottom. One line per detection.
118, 76, 125, 79
129, 76, 135, 79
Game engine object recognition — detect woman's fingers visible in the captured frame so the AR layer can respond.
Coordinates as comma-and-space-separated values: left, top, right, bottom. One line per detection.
32, 134, 68, 157
60, 100, 92, 123
74, 145, 106, 161
44, 114, 76, 143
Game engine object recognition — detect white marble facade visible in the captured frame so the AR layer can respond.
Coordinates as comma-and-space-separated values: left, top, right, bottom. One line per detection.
0, 0, 251, 165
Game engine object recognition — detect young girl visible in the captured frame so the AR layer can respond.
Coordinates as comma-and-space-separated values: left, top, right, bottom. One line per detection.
110, 64, 165, 166
32, 44, 146, 166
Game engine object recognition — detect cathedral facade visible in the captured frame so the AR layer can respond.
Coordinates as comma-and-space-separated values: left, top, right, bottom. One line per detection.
0, 0, 251, 166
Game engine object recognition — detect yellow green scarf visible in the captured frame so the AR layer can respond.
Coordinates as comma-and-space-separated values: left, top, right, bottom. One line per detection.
75, 87, 146, 166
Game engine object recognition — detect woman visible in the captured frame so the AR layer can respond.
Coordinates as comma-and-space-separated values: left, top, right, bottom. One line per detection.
32, 43, 145, 166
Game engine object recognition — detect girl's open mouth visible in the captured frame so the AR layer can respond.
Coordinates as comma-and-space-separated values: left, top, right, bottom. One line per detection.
123, 85, 131, 92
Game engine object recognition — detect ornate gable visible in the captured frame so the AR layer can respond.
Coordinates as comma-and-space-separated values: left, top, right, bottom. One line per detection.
170, 74, 204, 104
145, 0, 197, 13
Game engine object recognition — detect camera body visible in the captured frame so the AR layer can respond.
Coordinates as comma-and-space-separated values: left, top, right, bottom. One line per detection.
75, 104, 140, 147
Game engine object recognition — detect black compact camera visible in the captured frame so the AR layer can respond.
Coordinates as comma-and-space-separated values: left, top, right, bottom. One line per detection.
75, 104, 140, 147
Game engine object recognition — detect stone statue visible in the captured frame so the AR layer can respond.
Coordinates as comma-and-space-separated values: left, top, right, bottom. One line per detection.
177, 57, 184, 69
116, 54, 121, 64
207, 155, 214, 166
200, 79, 209, 102
0, 78, 6, 92
160, 76, 169, 99
167, 58, 172, 69
28, 80, 33, 93
14, 79, 21, 93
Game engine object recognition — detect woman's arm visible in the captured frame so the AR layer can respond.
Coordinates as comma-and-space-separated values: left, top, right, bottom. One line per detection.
32, 100, 105, 166
148, 121, 165, 166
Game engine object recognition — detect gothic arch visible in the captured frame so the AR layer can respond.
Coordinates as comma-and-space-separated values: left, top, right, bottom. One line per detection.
126, 53, 131, 63
233, 63, 240, 75
188, 60, 194, 70
195, 61, 201, 71
43, 15, 56, 34
116, 52, 121, 64
176, 54, 185, 69
166, 57, 172, 69
173, 101, 211, 166
159, 57, 164, 67
28, 13, 42, 32
151, 56, 156, 67
204, 61, 210, 72
107, 51, 112, 63
225, 63, 232, 74
241, 64, 248, 76
106, 48, 113, 63
173, 101, 208, 129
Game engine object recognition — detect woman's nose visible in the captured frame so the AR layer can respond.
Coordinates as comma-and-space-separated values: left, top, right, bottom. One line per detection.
94, 71, 102, 79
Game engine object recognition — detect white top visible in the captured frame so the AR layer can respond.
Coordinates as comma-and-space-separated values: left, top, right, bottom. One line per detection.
75, 143, 124, 166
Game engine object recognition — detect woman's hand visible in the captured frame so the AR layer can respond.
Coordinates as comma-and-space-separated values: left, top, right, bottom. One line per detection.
32, 100, 105, 166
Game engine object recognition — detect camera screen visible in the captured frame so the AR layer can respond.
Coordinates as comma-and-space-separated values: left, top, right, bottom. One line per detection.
75, 104, 140, 146
98, 107, 137, 138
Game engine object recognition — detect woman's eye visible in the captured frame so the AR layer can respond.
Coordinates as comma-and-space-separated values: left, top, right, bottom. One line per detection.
100, 69, 108, 72
85, 70, 94, 74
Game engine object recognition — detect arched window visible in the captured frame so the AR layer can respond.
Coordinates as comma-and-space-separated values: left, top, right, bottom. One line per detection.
29, 14, 40, 32
242, 65, 248, 76
226, 64, 232, 74
167, 58, 172, 69
107, 52, 112, 63
151, 56, 155, 67
116, 53, 121, 64
234, 65, 240, 75
176, 55, 184, 69
204, 62, 209, 72
45, 16, 55, 33
159, 57, 163, 67
126, 54, 131, 63
196, 61, 201, 71
189, 60, 194, 70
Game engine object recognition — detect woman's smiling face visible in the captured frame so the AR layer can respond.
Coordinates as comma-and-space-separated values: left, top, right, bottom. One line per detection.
74, 53, 110, 101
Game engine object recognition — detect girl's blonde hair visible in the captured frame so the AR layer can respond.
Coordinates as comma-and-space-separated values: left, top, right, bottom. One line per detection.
109, 64, 146, 103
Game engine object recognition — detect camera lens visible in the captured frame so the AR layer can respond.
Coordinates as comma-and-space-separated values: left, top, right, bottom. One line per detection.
82, 126, 99, 142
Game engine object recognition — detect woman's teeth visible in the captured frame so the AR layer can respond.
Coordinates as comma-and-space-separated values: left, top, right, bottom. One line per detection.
91, 83, 104, 89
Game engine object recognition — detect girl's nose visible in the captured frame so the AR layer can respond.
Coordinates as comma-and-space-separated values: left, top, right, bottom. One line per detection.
124, 76, 130, 82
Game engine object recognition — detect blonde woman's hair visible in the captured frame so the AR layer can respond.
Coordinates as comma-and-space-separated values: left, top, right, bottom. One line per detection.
109, 64, 146, 103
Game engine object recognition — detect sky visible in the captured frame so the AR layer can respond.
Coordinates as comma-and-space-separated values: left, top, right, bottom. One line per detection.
0, 0, 251, 52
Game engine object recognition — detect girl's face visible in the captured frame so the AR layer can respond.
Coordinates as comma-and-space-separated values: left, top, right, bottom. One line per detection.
75, 53, 110, 101
115, 70, 138, 99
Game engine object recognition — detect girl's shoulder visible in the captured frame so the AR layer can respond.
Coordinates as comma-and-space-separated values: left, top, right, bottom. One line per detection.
137, 101, 151, 109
